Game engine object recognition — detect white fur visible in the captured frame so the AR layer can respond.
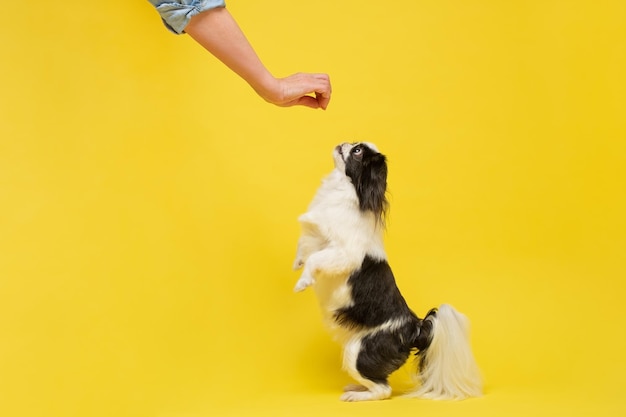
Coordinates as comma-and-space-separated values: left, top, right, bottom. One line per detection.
406, 304, 483, 400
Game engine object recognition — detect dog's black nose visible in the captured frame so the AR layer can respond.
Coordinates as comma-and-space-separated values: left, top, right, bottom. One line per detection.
336, 145, 343, 156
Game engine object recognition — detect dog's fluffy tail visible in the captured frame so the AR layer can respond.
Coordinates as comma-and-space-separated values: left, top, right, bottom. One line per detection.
407, 304, 483, 400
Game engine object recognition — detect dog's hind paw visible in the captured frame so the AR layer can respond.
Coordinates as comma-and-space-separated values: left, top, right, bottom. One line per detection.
340, 385, 392, 402
343, 384, 368, 392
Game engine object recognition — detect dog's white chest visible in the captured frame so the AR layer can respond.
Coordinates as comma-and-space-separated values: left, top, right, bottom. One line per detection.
312, 273, 354, 336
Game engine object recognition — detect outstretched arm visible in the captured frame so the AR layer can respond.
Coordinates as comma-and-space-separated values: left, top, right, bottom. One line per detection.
185, 7, 331, 109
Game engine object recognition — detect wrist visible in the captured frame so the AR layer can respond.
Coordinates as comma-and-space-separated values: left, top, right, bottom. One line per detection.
250, 74, 281, 104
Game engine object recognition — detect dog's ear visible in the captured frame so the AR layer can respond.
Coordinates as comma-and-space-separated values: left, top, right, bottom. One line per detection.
355, 152, 388, 217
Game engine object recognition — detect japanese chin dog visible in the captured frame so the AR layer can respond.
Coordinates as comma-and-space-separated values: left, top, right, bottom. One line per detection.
292, 142, 482, 402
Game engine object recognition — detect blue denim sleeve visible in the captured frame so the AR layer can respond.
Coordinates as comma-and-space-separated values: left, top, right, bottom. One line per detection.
148, 0, 226, 35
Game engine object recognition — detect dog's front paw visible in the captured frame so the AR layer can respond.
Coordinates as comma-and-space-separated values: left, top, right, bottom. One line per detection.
293, 276, 314, 292
292, 258, 304, 271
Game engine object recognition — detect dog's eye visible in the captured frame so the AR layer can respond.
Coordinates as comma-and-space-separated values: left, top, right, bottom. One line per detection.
352, 147, 362, 155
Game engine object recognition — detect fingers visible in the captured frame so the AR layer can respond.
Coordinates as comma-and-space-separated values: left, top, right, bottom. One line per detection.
306, 73, 331, 110
295, 95, 324, 109
279, 72, 332, 110
316, 90, 331, 110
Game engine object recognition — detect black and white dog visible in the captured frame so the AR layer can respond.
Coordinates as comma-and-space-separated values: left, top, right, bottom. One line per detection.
293, 142, 482, 401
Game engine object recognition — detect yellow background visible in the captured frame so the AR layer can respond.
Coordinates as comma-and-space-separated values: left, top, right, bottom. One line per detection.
1, 1, 625, 416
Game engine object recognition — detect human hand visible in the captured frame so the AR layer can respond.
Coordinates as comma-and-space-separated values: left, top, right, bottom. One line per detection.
260, 72, 332, 110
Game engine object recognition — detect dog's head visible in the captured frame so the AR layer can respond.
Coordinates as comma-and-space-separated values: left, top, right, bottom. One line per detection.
333, 142, 388, 218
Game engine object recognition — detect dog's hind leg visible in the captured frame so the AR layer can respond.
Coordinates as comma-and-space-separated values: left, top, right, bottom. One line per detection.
340, 331, 413, 401
341, 338, 393, 401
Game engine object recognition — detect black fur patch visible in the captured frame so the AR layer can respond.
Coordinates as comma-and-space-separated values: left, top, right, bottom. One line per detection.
356, 328, 415, 384
334, 256, 436, 384
413, 310, 436, 351
334, 256, 416, 329
343, 144, 388, 217
414, 308, 437, 374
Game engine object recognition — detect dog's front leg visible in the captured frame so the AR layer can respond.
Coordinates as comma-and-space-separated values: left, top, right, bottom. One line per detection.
294, 247, 354, 292
293, 223, 326, 271
292, 237, 311, 271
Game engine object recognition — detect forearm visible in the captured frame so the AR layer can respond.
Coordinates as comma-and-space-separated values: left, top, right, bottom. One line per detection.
185, 7, 278, 99
151, 3, 332, 109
